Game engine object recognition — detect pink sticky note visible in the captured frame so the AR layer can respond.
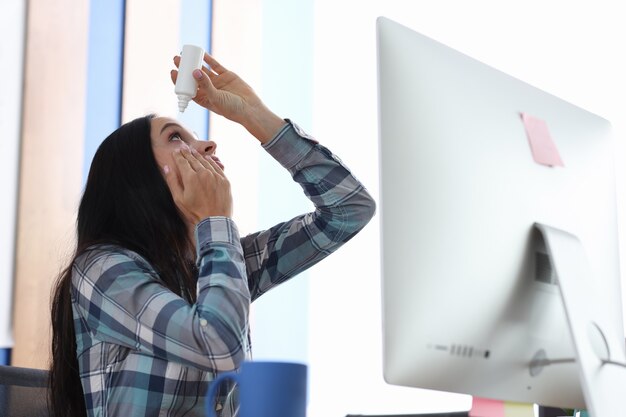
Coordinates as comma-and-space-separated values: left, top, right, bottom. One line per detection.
469, 397, 505, 417
521, 112, 564, 167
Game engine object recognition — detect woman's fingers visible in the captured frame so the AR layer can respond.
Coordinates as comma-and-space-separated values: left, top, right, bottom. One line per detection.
178, 147, 207, 172
178, 147, 225, 180
174, 53, 225, 74
171, 56, 211, 88
203, 53, 227, 74
168, 147, 232, 221
172, 61, 218, 106
173, 149, 199, 186
189, 148, 215, 172
172, 54, 233, 113
175, 54, 218, 82
203, 153, 225, 175
191, 68, 215, 95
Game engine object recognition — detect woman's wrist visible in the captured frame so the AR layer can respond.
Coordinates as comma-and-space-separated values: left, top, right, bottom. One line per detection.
240, 104, 286, 144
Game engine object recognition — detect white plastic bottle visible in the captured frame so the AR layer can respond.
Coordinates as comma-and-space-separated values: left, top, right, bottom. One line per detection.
175, 44, 205, 113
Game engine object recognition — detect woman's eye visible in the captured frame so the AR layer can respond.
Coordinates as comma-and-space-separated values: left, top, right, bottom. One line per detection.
169, 133, 183, 142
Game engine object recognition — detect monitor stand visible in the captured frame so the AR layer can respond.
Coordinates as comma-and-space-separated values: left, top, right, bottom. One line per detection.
533, 223, 626, 417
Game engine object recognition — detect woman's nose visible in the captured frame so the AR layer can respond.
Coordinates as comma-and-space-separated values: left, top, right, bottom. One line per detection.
194, 140, 217, 155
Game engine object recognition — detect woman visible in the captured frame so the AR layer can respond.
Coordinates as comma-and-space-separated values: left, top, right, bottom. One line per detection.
49, 53, 375, 417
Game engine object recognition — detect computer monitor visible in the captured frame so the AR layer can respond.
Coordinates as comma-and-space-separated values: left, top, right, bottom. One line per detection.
376, 16, 625, 411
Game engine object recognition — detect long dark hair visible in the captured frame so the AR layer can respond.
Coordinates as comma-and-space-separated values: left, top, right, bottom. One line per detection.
49, 115, 197, 417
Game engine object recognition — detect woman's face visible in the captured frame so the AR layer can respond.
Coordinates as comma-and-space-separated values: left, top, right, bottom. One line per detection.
150, 116, 222, 185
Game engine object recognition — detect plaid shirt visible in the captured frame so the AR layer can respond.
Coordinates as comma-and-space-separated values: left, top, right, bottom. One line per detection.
71, 120, 376, 417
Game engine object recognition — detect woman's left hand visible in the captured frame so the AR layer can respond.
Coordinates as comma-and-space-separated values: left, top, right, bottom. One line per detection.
164, 147, 233, 224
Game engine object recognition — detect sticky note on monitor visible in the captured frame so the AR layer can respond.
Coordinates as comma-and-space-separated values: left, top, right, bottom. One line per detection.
503, 402, 534, 417
469, 397, 504, 417
469, 397, 534, 417
521, 112, 564, 167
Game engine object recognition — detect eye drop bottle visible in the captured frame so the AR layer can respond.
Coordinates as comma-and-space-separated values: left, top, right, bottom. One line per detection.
175, 44, 205, 113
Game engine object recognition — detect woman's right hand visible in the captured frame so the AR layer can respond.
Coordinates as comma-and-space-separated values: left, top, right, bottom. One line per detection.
163, 146, 233, 224
171, 54, 260, 123
171, 53, 286, 144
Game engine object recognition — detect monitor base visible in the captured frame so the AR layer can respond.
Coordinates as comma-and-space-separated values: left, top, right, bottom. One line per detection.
534, 223, 626, 417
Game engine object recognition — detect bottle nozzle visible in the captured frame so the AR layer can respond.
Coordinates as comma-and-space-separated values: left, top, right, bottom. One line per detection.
177, 95, 191, 113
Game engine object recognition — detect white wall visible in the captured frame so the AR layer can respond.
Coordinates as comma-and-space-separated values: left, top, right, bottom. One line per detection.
307, 1, 626, 416
0, 0, 26, 352
251, 0, 315, 363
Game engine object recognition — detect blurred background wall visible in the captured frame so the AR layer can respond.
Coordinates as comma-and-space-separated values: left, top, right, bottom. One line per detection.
0, 0, 25, 366
1, 1, 624, 416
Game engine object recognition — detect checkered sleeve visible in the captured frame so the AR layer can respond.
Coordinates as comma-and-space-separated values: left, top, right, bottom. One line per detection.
71, 217, 251, 372
241, 120, 376, 300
